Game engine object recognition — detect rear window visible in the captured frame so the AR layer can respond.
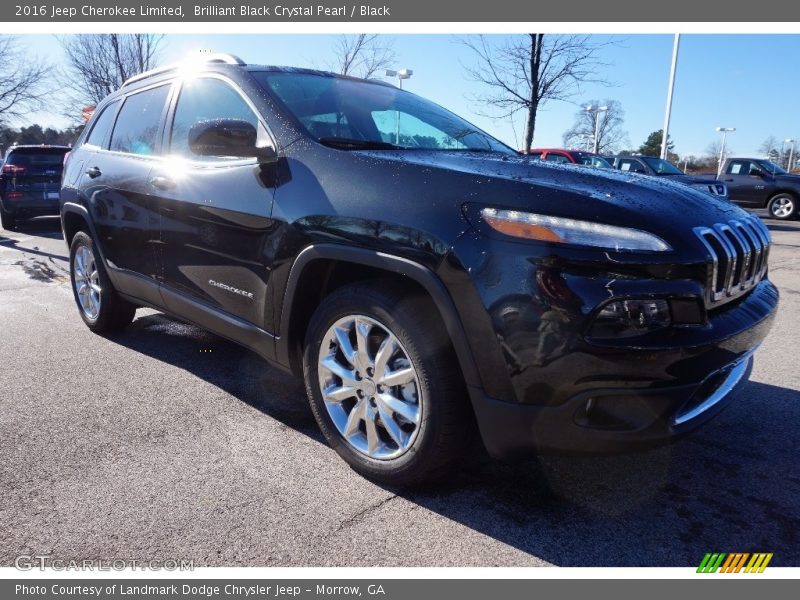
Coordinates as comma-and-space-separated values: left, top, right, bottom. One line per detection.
4, 149, 68, 167
85, 101, 119, 149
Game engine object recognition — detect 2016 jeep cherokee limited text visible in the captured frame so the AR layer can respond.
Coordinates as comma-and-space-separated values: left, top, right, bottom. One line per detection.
61, 55, 778, 484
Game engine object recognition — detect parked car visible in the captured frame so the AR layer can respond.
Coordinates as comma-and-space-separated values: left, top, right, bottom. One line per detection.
528, 148, 613, 169
61, 54, 777, 485
607, 155, 728, 199
0, 145, 71, 230
706, 157, 800, 220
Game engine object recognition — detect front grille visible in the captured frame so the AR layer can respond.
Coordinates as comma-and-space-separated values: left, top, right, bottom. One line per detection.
694, 216, 771, 306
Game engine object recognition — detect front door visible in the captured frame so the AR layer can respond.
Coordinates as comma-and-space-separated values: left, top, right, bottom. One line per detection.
149, 75, 279, 330
722, 159, 772, 206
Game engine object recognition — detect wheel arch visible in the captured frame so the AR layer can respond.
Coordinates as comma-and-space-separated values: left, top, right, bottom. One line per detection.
276, 244, 482, 390
61, 202, 97, 247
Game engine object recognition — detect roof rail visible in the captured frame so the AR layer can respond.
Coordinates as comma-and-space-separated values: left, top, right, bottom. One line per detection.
122, 53, 247, 88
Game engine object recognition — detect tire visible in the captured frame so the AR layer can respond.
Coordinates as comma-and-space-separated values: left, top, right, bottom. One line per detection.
0, 205, 16, 231
767, 193, 797, 220
302, 283, 471, 486
69, 231, 136, 333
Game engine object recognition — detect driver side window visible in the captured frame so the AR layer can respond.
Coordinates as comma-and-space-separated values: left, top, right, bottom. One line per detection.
170, 77, 259, 160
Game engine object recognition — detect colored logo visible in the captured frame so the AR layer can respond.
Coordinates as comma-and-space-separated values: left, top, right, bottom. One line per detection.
697, 553, 773, 573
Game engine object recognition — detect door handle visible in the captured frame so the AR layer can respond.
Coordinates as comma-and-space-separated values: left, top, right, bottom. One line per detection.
724, 178, 734, 182
149, 176, 175, 191
85, 166, 102, 179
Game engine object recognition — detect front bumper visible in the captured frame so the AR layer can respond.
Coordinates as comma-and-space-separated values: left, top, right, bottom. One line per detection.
446, 232, 778, 459
470, 348, 757, 458
465, 279, 777, 458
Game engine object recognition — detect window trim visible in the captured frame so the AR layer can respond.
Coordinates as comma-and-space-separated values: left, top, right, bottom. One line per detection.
164, 73, 276, 167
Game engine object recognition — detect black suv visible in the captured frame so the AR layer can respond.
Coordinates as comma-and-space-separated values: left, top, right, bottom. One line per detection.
61, 55, 778, 484
1, 145, 71, 230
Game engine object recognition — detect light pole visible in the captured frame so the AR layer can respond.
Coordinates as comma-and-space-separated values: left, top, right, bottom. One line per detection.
385, 68, 413, 145
715, 127, 735, 178
784, 138, 795, 172
585, 105, 608, 154
661, 34, 680, 160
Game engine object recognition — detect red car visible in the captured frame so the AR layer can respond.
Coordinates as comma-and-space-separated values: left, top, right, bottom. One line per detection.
528, 148, 613, 169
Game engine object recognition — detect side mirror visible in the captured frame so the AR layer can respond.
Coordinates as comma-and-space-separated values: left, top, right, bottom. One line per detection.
188, 119, 277, 163
750, 168, 767, 178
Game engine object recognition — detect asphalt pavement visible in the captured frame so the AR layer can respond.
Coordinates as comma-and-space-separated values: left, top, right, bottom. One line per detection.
0, 213, 798, 567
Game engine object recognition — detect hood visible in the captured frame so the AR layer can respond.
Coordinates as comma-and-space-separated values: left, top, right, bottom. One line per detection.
659, 173, 716, 185
774, 173, 800, 184
353, 150, 747, 245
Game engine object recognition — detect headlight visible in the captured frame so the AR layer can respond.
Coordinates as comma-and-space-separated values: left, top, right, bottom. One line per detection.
480, 208, 672, 252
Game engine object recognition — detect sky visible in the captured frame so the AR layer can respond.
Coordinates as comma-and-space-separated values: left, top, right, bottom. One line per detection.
15, 33, 800, 158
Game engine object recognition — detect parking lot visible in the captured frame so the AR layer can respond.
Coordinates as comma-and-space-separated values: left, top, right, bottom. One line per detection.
0, 212, 798, 567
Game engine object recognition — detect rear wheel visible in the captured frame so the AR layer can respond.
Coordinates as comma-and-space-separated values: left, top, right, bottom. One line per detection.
767, 193, 797, 220
303, 283, 471, 485
0, 205, 16, 231
69, 231, 136, 332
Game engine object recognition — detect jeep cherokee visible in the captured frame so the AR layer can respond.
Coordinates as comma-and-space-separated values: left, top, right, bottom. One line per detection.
60, 54, 778, 484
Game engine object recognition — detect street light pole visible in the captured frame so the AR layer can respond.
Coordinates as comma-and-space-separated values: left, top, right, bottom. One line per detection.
715, 127, 735, 178
787, 139, 796, 173
585, 105, 608, 154
661, 33, 680, 160
385, 68, 413, 145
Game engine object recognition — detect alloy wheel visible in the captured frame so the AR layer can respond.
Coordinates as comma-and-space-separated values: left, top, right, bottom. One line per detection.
317, 315, 422, 460
74, 245, 101, 319
771, 196, 794, 218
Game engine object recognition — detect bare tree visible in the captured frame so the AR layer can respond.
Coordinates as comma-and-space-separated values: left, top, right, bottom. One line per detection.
0, 36, 52, 125
759, 135, 780, 160
462, 34, 612, 151
58, 34, 164, 119
561, 99, 628, 154
330, 34, 396, 79
705, 139, 734, 171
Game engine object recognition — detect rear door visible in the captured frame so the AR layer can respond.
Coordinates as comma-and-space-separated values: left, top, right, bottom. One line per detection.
149, 74, 278, 329
81, 83, 171, 303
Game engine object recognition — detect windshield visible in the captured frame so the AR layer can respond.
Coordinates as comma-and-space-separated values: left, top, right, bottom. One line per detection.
574, 153, 612, 168
254, 72, 513, 153
640, 156, 684, 175
758, 160, 788, 175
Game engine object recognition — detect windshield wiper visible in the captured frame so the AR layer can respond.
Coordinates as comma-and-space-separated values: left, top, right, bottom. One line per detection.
318, 137, 399, 150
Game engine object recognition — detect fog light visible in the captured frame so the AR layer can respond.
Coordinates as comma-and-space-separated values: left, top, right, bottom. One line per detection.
589, 298, 671, 339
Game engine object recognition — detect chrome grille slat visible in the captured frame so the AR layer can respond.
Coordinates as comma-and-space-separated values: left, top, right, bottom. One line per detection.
693, 216, 771, 306
735, 221, 761, 285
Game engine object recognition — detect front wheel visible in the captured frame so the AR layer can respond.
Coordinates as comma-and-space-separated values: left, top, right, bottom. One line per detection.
767, 193, 797, 220
69, 231, 136, 332
302, 283, 471, 485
